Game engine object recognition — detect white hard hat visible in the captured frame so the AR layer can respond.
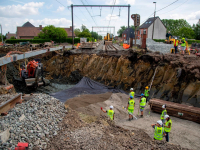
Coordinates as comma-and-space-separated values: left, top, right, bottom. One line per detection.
164, 115, 169, 119
110, 105, 113, 109
162, 105, 165, 108
175, 37, 177, 39
130, 88, 133, 91
157, 120, 163, 126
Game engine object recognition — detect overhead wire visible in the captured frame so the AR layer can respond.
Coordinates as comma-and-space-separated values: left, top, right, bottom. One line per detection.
108, 0, 116, 27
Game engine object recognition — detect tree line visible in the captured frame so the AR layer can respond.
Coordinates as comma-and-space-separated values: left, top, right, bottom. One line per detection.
116, 19, 200, 40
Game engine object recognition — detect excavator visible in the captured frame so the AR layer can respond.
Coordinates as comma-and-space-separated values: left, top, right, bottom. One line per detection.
15, 59, 49, 88
165, 36, 175, 44
104, 33, 113, 45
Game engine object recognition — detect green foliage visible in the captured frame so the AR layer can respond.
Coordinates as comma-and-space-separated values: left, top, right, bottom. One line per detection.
0, 34, 6, 41
193, 24, 200, 40
33, 36, 40, 39
10, 36, 15, 39
6, 38, 82, 44
178, 27, 195, 39
38, 25, 68, 39
98, 35, 102, 40
161, 19, 191, 36
74, 28, 81, 37
153, 39, 200, 44
117, 25, 136, 37
91, 31, 98, 40
78, 31, 91, 38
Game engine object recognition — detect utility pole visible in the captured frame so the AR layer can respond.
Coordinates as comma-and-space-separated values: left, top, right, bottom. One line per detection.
0, 24, 3, 44
127, 4, 130, 44
152, 2, 156, 40
71, 4, 74, 49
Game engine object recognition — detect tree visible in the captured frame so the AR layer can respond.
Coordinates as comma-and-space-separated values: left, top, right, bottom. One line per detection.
178, 27, 195, 39
74, 28, 81, 37
90, 31, 98, 40
38, 25, 67, 39
78, 31, 91, 37
117, 25, 135, 37
98, 35, 102, 40
10, 36, 15, 39
162, 19, 191, 36
0, 34, 6, 41
193, 24, 200, 40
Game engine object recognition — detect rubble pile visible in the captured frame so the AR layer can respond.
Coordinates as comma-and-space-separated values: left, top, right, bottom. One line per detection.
0, 93, 67, 149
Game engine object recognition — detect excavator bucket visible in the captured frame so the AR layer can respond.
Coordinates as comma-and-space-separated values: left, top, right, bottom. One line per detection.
25, 78, 43, 87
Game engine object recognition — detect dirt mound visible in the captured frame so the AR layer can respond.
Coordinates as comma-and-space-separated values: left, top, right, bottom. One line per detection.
47, 108, 186, 150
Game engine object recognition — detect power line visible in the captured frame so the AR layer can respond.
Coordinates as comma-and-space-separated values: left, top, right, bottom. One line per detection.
157, 0, 190, 15
55, 0, 82, 21
108, 0, 116, 27
80, 0, 98, 26
156, 0, 179, 12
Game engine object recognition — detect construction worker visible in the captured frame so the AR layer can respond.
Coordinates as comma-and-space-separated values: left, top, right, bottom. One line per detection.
180, 37, 186, 54
140, 93, 146, 117
173, 37, 179, 54
95, 39, 97, 42
151, 120, 165, 140
161, 104, 167, 125
166, 31, 172, 40
164, 115, 172, 142
144, 86, 149, 102
127, 96, 135, 120
129, 88, 135, 100
101, 106, 115, 120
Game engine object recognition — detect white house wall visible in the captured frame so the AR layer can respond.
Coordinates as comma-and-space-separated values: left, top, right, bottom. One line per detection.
147, 18, 166, 39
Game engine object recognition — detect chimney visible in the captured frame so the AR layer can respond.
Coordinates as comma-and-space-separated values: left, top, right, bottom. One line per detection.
8, 32, 10, 34
39, 25, 42, 31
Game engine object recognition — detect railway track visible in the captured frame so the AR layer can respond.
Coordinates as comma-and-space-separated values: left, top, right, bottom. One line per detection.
0, 93, 23, 115
104, 44, 119, 52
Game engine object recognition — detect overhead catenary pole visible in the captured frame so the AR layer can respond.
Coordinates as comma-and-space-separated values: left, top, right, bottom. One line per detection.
70, 5, 130, 45
0, 24, 3, 44
152, 2, 156, 40
71, 4, 74, 49
128, 4, 130, 44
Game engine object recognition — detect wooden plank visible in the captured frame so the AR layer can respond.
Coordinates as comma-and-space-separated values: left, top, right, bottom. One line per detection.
149, 98, 200, 123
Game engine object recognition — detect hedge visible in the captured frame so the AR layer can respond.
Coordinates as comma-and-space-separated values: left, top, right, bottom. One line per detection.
153, 39, 200, 44
5, 38, 90, 44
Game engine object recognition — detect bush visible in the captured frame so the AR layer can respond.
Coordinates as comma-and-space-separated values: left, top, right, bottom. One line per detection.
153, 39, 166, 42
5, 38, 86, 44
153, 39, 200, 44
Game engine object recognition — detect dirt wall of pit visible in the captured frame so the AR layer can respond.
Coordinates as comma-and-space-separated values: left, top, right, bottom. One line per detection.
43, 52, 200, 107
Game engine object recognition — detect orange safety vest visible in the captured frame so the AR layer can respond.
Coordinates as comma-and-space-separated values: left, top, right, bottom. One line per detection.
173, 39, 179, 46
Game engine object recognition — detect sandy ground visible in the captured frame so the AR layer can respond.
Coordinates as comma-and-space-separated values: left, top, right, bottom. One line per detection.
66, 93, 200, 150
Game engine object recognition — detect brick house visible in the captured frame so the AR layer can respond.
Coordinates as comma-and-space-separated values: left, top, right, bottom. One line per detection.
122, 28, 135, 43
16, 21, 75, 39
137, 17, 166, 39
5, 32, 16, 39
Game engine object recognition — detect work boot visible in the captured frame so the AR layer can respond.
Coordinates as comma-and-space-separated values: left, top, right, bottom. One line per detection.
140, 115, 143, 118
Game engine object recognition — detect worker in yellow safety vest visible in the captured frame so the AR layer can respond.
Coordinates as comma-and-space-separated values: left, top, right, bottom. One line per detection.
180, 38, 186, 54
129, 88, 135, 100
164, 115, 172, 142
95, 39, 97, 42
173, 37, 179, 54
101, 105, 115, 120
140, 93, 146, 117
127, 96, 135, 121
161, 104, 167, 125
151, 120, 165, 140
144, 86, 149, 102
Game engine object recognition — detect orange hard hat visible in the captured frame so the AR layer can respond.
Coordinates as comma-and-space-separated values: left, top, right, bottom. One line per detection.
145, 86, 149, 89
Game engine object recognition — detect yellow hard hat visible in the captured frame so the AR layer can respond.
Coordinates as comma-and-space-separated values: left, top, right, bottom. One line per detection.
145, 86, 149, 89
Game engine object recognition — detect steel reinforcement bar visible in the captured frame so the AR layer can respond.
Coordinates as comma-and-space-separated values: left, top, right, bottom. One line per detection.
0, 93, 23, 115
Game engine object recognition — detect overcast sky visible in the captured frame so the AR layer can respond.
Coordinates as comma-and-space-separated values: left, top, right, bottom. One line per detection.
0, 0, 200, 36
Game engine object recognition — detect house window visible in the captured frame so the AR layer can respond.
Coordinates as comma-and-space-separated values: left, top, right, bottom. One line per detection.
143, 29, 146, 34
124, 34, 125, 37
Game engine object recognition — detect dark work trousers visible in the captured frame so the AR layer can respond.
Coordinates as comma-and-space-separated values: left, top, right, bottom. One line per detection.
145, 96, 149, 102
174, 46, 178, 54
165, 132, 169, 142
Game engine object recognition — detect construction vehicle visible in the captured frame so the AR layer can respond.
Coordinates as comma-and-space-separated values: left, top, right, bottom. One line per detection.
104, 33, 114, 45
165, 36, 175, 44
14, 59, 49, 88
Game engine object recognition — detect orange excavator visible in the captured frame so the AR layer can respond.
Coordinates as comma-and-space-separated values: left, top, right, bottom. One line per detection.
19, 59, 46, 88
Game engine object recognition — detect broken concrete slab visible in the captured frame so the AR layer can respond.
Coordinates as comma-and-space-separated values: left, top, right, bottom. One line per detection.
0, 129, 10, 143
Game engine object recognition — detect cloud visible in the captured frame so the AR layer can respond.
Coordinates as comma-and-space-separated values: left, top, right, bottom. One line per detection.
0, 2, 44, 18
124, 0, 136, 5
46, 4, 53, 9
67, 0, 73, 5
56, 6, 65, 12
105, 14, 119, 21
105, 0, 120, 5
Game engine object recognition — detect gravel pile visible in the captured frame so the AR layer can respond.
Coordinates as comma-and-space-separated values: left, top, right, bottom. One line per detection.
0, 93, 67, 150
146, 38, 174, 54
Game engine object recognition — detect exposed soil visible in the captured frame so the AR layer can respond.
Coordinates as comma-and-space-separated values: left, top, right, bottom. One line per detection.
47, 108, 188, 150
64, 93, 200, 150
